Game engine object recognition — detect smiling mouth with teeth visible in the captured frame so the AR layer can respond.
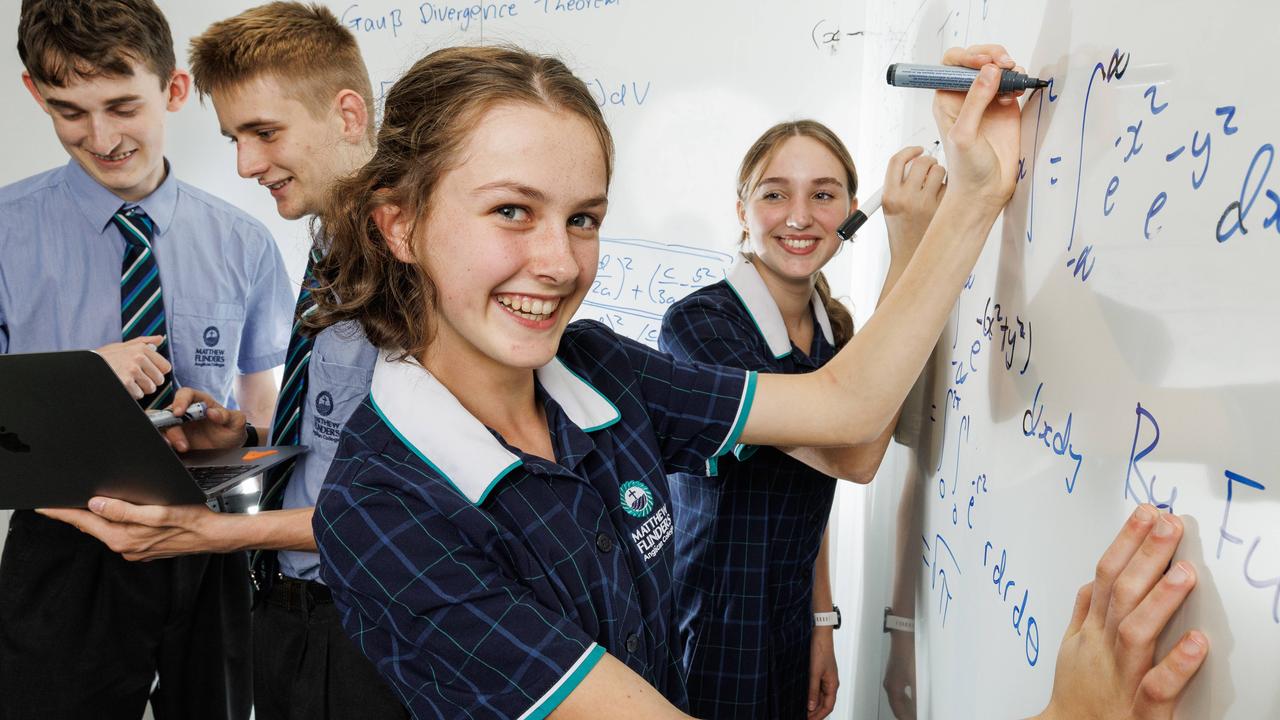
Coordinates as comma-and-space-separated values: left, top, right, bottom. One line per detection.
265, 178, 292, 191
88, 149, 136, 162
495, 294, 561, 322
780, 237, 818, 249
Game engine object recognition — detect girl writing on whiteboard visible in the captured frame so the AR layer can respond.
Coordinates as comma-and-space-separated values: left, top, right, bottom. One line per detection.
658, 122, 942, 720
303, 42, 1207, 719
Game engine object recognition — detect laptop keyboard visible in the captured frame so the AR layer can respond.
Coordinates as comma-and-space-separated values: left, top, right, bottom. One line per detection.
189, 464, 256, 491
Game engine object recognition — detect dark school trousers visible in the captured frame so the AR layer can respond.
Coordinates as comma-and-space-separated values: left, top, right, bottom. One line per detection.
0, 510, 251, 720
252, 576, 407, 720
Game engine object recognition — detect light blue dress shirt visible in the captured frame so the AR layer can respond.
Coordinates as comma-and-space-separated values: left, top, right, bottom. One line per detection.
0, 160, 292, 405
277, 319, 377, 582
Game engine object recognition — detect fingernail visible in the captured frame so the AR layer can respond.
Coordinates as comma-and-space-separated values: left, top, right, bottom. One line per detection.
1167, 562, 1190, 585
1181, 632, 1206, 657
809, 702, 817, 711
1154, 516, 1175, 537
89, 498, 106, 513
999, 54, 1013, 65
1134, 505, 1154, 523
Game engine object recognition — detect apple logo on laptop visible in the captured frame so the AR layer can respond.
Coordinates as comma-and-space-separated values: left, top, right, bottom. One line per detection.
0, 426, 31, 454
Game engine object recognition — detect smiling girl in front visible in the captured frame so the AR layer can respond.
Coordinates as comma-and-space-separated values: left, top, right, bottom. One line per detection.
308, 44, 1208, 720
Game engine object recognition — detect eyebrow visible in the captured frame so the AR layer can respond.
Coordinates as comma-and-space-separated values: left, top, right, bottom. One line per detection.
758, 176, 846, 188
472, 181, 549, 203
221, 118, 280, 138
45, 94, 143, 112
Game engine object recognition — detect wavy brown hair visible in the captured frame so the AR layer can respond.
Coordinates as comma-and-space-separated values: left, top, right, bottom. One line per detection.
736, 120, 858, 348
305, 45, 614, 359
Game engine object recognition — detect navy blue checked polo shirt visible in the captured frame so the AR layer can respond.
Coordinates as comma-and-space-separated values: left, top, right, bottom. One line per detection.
659, 256, 839, 720
314, 321, 756, 720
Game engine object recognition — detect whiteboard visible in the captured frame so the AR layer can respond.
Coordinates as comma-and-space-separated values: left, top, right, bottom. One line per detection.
0, 2, 891, 717
845, 1, 1280, 718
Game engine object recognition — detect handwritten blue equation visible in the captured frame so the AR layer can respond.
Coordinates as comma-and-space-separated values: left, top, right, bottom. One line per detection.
575, 238, 733, 347
341, 0, 619, 36
1018, 47, 1280, 284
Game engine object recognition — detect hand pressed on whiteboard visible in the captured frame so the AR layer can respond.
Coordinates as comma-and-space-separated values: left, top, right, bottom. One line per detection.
932, 44, 1023, 215
1032, 505, 1208, 720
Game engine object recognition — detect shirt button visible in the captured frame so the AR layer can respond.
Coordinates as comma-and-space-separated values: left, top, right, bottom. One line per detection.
625, 633, 640, 654
595, 532, 614, 553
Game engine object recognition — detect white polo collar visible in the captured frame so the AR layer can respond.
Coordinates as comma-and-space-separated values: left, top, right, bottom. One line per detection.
370, 352, 621, 505
724, 255, 834, 359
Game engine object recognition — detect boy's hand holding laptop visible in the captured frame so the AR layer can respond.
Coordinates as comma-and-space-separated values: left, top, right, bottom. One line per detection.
35, 387, 270, 562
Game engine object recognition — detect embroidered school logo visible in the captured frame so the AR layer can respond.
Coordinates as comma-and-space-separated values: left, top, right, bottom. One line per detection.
196, 326, 227, 367
315, 391, 334, 417
620, 481, 654, 518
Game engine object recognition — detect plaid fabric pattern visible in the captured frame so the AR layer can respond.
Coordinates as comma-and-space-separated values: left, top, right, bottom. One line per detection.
314, 321, 755, 720
112, 206, 173, 409
659, 281, 838, 720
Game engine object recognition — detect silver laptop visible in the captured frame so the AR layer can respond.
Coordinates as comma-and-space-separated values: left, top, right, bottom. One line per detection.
0, 350, 306, 509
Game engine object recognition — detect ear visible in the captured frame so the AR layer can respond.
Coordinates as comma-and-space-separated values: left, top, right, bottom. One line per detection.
165, 69, 192, 112
848, 195, 858, 214
334, 89, 370, 145
371, 200, 417, 264
22, 73, 50, 114
736, 198, 748, 232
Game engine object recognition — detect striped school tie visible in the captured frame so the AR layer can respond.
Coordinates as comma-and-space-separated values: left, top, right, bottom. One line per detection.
251, 247, 322, 594
113, 206, 173, 409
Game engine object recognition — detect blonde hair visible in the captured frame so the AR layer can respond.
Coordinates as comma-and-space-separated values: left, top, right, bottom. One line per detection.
305, 45, 614, 359
188, 2, 374, 142
737, 120, 857, 348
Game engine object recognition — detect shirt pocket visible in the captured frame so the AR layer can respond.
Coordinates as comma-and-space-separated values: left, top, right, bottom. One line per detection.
296, 351, 376, 491
301, 355, 374, 470
168, 298, 246, 405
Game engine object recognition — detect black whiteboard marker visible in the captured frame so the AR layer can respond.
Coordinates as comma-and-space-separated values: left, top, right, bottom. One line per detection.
886, 63, 1048, 92
837, 142, 941, 242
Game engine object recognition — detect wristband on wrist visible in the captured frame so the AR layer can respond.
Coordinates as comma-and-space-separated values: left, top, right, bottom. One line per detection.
883, 606, 915, 633
814, 605, 841, 629
242, 422, 259, 447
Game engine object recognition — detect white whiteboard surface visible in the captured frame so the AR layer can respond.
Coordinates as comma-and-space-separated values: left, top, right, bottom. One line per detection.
847, 1, 1280, 719
0, 2, 893, 718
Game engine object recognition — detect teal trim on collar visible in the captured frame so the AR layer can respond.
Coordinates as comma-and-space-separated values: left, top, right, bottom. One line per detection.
369, 393, 521, 506
725, 256, 834, 359
724, 275, 790, 360
520, 644, 606, 720
370, 351, 620, 506
541, 358, 620, 432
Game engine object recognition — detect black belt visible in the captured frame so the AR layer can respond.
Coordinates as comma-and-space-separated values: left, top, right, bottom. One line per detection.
267, 573, 332, 612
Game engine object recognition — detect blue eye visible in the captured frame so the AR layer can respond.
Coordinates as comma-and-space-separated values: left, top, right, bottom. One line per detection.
496, 205, 530, 222
569, 213, 600, 230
